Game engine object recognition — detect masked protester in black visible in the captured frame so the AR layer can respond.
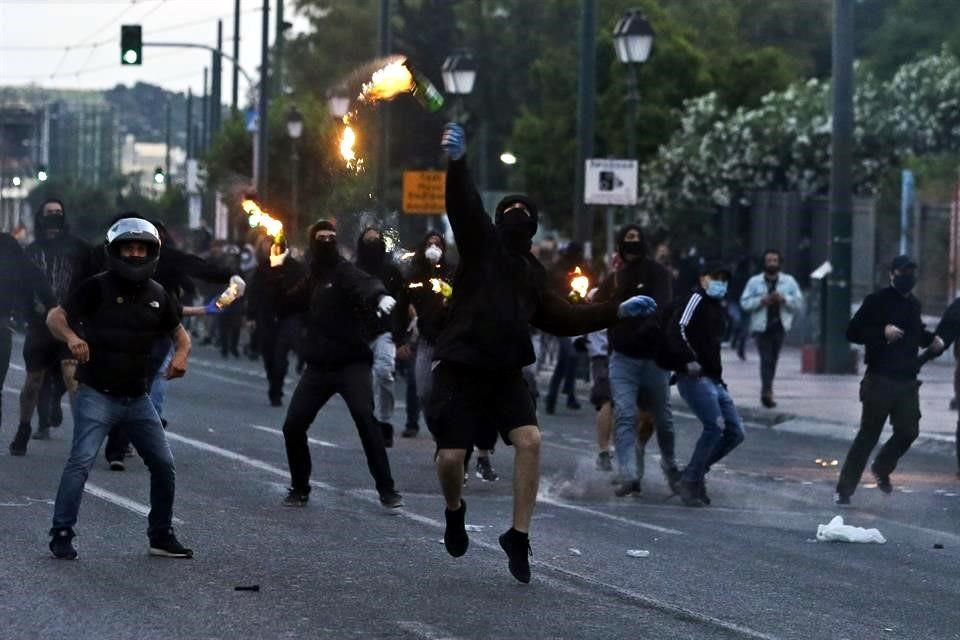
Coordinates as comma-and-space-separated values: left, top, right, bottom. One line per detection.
835, 255, 938, 504
355, 226, 407, 446
1, 234, 56, 448
246, 236, 305, 406
544, 241, 589, 414
269, 219, 403, 509
433, 123, 657, 583
10, 198, 95, 453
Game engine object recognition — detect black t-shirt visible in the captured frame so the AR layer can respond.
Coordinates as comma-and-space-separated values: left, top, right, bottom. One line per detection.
65, 274, 181, 396
765, 277, 782, 330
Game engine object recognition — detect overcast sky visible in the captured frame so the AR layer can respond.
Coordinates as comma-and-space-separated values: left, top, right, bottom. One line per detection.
0, 0, 310, 98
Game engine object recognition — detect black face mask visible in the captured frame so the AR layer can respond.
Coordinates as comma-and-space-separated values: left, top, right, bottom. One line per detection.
619, 240, 644, 258
893, 272, 916, 294
311, 240, 339, 271
358, 238, 386, 265
764, 264, 780, 276
497, 222, 532, 255
43, 215, 65, 235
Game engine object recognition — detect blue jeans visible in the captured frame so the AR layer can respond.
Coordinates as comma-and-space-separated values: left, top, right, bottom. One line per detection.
370, 332, 396, 423
53, 385, 176, 535
677, 375, 745, 482
609, 351, 678, 482
546, 336, 577, 407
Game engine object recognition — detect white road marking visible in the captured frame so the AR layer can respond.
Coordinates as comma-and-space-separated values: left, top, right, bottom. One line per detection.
395, 621, 464, 640
537, 495, 684, 536
84, 483, 184, 524
249, 424, 339, 448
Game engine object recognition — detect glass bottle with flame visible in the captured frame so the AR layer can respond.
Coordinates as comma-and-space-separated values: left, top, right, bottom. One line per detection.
568, 267, 590, 302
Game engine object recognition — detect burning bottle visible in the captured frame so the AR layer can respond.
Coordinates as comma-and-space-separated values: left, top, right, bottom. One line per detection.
409, 66, 445, 113
216, 282, 241, 309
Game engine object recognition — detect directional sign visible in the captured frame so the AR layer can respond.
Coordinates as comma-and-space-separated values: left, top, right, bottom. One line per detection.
403, 170, 446, 214
584, 158, 638, 206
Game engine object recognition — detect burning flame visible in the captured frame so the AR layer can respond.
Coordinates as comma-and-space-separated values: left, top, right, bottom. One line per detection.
241, 199, 284, 242
408, 282, 424, 289
569, 267, 590, 300
338, 116, 364, 172
360, 59, 414, 103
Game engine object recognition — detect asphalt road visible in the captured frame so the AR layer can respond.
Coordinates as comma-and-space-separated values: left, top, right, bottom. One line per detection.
1, 345, 958, 640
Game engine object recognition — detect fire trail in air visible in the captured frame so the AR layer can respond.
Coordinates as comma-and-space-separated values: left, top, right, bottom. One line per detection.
241, 198, 284, 243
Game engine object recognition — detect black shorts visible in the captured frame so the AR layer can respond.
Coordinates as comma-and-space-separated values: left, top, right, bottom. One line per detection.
589, 356, 611, 409
428, 362, 538, 450
23, 327, 69, 373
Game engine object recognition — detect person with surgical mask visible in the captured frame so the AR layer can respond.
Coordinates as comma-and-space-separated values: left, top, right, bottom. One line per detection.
835, 255, 941, 505
670, 261, 746, 507
739, 249, 804, 408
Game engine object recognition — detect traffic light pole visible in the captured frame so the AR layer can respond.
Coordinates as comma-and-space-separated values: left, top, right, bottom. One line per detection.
141, 42, 254, 86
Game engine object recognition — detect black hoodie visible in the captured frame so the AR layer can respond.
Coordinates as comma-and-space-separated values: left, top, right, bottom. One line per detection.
355, 226, 406, 343
26, 213, 94, 325
434, 157, 619, 371
674, 287, 726, 381
595, 225, 673, 359
0, 233, 55, 323
400, 230, 454, 343
268, 224, 387, 368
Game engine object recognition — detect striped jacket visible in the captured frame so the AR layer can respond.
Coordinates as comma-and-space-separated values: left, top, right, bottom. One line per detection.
675, 288, 727, 381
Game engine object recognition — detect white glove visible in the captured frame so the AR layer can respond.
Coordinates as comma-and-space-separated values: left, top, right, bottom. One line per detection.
377, 295, 397, 316
230, 274, 247, 297
269, 248, 289, 268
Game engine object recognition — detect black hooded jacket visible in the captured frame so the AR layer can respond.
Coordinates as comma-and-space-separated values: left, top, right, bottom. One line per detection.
268, 238, 387, 368
595, 226, 673, 359
355, 227, 406, 343
26, 214, 94, 326
399, 231, 454, 343
434, 157, 619, 371
0, 233, 55, 323
673, 287, 726, 381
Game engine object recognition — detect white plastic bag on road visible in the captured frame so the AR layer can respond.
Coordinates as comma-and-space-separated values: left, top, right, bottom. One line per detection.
816, 516, 886, 544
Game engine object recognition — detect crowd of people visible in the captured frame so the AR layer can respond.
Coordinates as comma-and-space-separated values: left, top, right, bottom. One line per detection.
2, 123, 959, 584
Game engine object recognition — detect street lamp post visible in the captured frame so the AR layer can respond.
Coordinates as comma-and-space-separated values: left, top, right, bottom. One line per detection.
613, 9, 654, 223
286, 105, 304, 243
442, 50, 480, 191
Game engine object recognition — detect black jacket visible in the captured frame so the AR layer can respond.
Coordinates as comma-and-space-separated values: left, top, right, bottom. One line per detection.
434, 158, 618, 371
155, 245, 233, 302
355, 229, 406, 343
934, 297, 960, 347
399, 233, 455, 343
0, 234, 55, 323
246, 258, 306, 324
675, 289, 726, 381
25, 233, 93, 326
268, 255, 386, 368
596, 258, 673, 359
847, 286, 934, 380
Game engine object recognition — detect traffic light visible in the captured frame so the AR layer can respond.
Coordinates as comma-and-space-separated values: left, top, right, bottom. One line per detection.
121, 25, 142, 65
153, 166, 165, 185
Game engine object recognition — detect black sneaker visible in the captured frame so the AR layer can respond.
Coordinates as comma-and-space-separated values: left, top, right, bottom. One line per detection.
698, 480, 711, 506
9, 423, 31, 456
595, 451, 613, 472
663, 465, 682, 494
401, 426, 418, 438
51, 404, 63, 428
31, 428, 51, 441
566, 398, 582, 410
269, 396, 283, 407
678, 481, 706, 507
378, 490, 404, 510
108, 460, 126, 472
49, 527, 78, 560
149, 529, 193, 558
761, 395, 777, 409
614, 479, 642, 497
475, 457, 499, 482
499, 528, 532, 583
282, 487, 309, 507
871, 467, 893, 494
834, 492, 851, 506
443, 500, 469, 557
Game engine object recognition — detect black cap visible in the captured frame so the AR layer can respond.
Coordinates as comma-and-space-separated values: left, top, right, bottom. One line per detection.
890, 255, 917, 272
700, 259, 732, 280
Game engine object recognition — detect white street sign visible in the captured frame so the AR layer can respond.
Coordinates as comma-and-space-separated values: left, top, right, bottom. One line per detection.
584, 158, 638, 206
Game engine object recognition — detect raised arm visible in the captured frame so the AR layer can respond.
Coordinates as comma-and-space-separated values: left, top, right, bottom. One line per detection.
442, 124, 496, 262
532, 290, 619, 337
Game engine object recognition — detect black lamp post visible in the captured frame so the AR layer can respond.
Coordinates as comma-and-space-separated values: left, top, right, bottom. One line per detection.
286, 105, 304, 242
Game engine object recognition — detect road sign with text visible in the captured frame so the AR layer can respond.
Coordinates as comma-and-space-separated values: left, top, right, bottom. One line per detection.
584, 158, 638, 206
403, 170, 446, 214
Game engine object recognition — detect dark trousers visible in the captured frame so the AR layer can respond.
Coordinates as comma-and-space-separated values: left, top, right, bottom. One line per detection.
954, 342, 960, 471
754, 325, 785, 397
0, 327, 10, 422
282, 363, 395, 494
260, 315, 302, 402
218, 312, 243, 356
546, 336, 577, 406
837, 374, 920, 496
38, 362, 65, 429
399, 357, 420, 430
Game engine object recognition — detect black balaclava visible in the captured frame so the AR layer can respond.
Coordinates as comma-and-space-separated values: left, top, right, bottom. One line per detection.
495, 195, 539, 255
36, 198, 67, 241
356, 226, 387, 273
309, 219, 339, 272
616, 224, 646, 260
892, 269, 917, 295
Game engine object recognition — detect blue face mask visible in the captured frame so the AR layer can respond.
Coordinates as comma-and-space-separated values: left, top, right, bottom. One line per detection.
706, 280, 728, 299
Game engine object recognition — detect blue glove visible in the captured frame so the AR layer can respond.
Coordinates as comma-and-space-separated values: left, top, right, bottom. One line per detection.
441, 122, 466, 161
618, 295, 657, 318
204, 297, 223, 315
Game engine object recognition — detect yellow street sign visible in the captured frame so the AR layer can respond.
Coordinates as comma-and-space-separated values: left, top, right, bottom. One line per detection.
402, 170, 446, 214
